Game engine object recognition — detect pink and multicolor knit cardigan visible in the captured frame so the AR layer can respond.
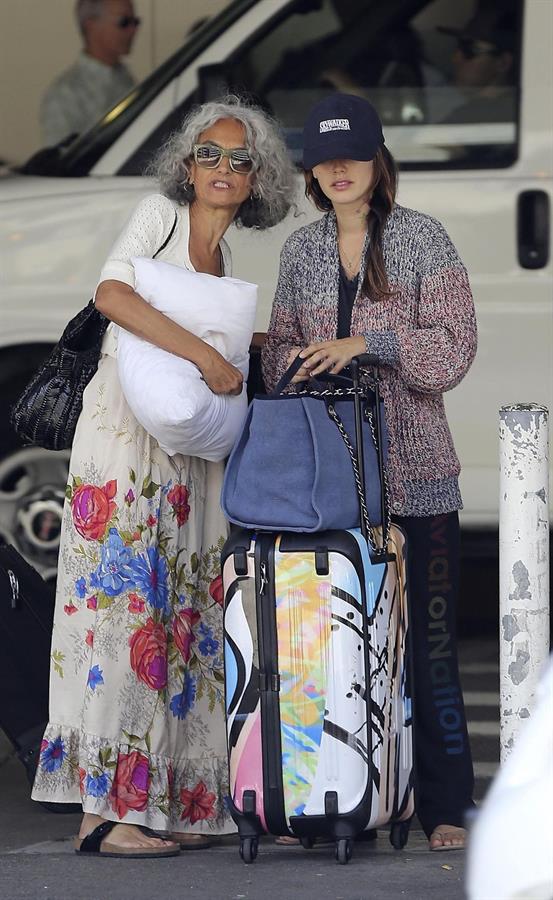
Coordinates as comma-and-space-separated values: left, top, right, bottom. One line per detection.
261, 205, 478, 517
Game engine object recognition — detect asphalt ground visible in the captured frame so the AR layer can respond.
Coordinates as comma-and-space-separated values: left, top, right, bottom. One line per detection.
0, 832, 467, 900
0, 636, 502, 900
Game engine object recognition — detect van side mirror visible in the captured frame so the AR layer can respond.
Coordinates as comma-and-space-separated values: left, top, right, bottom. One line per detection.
197, 64, 231, 102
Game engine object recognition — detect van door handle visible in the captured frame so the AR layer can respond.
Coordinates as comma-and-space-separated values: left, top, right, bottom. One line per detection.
517, 190, 550, 269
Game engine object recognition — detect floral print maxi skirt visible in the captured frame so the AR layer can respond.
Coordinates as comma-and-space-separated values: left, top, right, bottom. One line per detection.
31, 353, 234, 834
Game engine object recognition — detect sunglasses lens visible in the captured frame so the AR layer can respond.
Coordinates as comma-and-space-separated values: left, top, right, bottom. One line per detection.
195, 145, 222, 167
118, 16, 140, 28
230, 151, 253, 173
193, 144, 253, 173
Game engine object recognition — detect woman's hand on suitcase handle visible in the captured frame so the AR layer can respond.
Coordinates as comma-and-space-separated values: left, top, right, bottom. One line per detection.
297, 336, 366, 379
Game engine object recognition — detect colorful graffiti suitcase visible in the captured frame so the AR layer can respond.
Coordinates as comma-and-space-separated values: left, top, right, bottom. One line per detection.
222, 525, 414, 863
221, 356, 414, 864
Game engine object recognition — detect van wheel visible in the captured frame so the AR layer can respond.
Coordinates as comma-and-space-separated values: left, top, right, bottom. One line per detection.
0, 370, 69, 583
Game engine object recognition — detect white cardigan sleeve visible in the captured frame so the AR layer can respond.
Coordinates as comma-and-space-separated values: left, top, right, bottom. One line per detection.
95, 193, 177, 294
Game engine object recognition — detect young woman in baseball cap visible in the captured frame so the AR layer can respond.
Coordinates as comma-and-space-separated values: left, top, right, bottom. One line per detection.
262, 92, 477, 852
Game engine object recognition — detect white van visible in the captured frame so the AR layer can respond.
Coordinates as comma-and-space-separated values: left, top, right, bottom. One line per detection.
0, 0, 551, 580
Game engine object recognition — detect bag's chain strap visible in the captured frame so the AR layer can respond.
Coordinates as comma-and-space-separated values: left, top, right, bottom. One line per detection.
325, 401, 392, 555
364, 406, 392, 548
297, 386, 368, 398
362, 406, 392, 550
326, 402, 379, 554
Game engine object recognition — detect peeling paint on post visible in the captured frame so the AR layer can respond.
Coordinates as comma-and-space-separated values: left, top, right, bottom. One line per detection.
499, 404, 550, 761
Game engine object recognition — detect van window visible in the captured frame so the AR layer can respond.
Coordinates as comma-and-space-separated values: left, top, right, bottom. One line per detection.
227, 0, 522, 169
121, 0, 522, 175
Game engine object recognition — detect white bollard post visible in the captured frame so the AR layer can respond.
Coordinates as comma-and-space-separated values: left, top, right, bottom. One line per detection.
499, 404, 550, 762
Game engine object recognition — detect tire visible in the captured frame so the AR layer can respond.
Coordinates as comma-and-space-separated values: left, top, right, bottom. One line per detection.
390, 821, 410, 850
335, 838, 353, 865
0, 355, 69, 582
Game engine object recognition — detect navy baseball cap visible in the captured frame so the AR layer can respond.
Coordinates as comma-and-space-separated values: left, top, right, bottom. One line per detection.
302, 93, 384, 169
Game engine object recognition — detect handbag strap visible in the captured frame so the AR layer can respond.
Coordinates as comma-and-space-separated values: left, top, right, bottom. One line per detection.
152, 210, 178, 259
271, 359, 364, 398
326, 396, 391, 558
326, 401, 379, 554
272, 352, 381, 398
271, 355, 305, 396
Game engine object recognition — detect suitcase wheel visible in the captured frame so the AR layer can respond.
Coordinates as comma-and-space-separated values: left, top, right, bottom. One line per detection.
239, 836, 258, 864
335, 838, 353, 865
390, 821, 410, 850
300, 836, 314, 849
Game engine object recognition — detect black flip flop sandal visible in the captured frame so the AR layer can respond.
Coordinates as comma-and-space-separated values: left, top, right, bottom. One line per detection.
74, 822, 180, 858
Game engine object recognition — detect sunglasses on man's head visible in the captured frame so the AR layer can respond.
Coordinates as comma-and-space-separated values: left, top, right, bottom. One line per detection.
116, 15, 141, 28
192, 143, 254, 174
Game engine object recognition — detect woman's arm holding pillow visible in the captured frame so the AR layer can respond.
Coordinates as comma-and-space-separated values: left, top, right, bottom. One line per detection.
96, 279, 242, 396
95, 194, 242, 396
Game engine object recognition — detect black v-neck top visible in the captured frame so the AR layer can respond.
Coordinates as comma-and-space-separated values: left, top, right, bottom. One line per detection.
337, 265, 359, 338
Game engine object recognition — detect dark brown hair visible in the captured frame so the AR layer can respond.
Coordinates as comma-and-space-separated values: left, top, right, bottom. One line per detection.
304, 145, 398, 302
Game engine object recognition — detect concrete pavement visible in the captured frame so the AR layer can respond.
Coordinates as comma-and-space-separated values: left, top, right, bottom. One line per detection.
0, 764, 466, 900
1, 637, 499, 900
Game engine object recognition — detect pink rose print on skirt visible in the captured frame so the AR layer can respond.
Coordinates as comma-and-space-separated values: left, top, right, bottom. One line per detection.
109, 750, 150, 819
129, 618, 167, 691
71, 480, 117, 541
172, 608, 201, 663
209, 574, 224, 607
127, 593, 145, 614
179, 780, 216, 824
167, 484, 190, 527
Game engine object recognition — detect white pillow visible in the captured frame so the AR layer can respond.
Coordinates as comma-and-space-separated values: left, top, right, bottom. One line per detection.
116, 257, 257, 461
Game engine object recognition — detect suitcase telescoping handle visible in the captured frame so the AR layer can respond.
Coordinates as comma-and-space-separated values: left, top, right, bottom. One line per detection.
350, 355, 388, 555
272, 352, 377, 396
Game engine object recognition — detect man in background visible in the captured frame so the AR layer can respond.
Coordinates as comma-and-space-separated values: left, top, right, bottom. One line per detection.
40, 0, 140, 147
438, 5, 517, 124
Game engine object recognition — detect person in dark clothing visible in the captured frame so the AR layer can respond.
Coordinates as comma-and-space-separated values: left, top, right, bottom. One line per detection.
439, 6, 517, 124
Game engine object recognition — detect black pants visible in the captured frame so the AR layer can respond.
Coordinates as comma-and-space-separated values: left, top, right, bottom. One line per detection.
393, 511, 475, 837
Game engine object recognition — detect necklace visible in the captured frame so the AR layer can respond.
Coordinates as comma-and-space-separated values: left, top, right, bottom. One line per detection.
339, 235, 365, 278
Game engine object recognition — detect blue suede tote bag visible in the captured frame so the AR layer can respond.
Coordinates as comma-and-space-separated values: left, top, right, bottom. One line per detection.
221, 357, 388, 533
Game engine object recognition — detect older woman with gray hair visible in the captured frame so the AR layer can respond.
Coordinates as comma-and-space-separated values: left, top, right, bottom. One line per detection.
31, 96, 296, 858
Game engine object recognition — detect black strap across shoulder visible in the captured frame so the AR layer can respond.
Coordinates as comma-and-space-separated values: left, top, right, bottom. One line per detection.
153, 210, 178, 259
78, 821, 116, 853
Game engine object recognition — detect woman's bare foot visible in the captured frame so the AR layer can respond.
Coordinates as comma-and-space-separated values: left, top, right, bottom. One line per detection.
79, 813, 176, 850
429, 824, 466, 851
169, 833, 212, 849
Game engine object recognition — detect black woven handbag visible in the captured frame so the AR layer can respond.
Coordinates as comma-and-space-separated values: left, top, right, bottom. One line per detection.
10, 211, 178, 452
10, 302, 109, 450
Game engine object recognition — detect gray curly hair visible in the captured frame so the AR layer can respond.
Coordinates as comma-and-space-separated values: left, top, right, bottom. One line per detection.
149, 96, 297, 229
